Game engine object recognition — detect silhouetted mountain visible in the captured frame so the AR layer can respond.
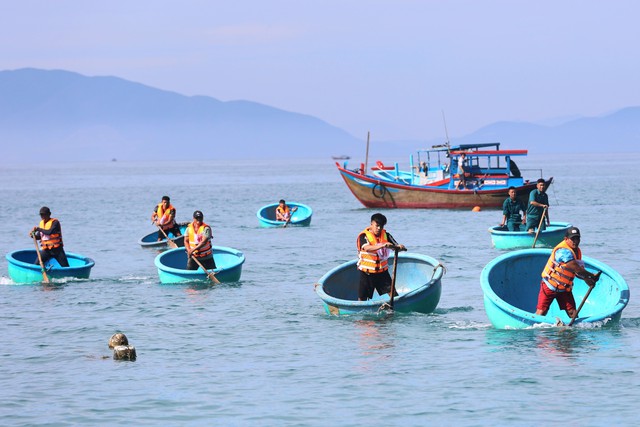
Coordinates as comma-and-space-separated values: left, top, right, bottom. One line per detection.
0, 68, 362, 162
1, 68, 638, 163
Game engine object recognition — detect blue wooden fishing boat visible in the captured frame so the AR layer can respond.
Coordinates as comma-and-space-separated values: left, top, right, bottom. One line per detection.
138, 222, 188, 248
154, 246, 245, 284
315, 253, 444, 315
488, 222, 572, 249
6, 249, 95, 284
256, 202, 313, 227
337, 142, 552, 209
480, 249, 629, 329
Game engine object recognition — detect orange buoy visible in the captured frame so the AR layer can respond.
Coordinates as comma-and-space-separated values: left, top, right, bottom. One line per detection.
472, 206, 481, 212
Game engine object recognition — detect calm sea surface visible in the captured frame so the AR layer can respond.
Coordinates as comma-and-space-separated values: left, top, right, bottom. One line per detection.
1, 152, 639, 426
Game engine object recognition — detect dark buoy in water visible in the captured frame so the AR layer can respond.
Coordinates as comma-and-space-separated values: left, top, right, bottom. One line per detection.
109, 333, 136, 361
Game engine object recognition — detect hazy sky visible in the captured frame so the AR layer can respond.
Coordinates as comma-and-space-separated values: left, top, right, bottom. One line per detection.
1, 1, 638, 141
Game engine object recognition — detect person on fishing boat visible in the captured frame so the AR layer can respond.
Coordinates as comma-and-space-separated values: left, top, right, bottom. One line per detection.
185, 210, 216, 270
356, 213, 406, 301
535, 227, 599, 318
275, 199, 291, 222
500, 186, 527, 231
526, 179, 550, 232
30, 206, 69, 267
151, 195, 182, 241
455, 152, 467, 190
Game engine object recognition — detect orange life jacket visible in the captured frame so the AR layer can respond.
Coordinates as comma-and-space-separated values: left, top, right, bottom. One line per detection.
357, 228, 390, 273
186, 221, 212, 258
276, 205, 290, 220
39, 218, 63, 250
155, 203, 177, 230
542, 240, 582, 292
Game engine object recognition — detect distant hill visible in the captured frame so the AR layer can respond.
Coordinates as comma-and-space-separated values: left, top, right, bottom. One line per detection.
0, 68, 638, 163
0, 68, 362, 162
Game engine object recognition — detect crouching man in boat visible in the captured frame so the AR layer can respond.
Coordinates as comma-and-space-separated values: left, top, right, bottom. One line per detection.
500, 186, 526, 231
535, 227, 599, 318
184, 210, 216, 271
30, 206, 69, 267
357, 213, 406, 301
275, 199, 291, 222
151, 195, 182, 241
526, 179, 550, 232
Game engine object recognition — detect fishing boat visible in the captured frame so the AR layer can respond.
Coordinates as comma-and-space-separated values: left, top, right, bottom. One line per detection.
480, 249, 629, 329
138, 222, 188, 248
315, 252, 445, 315
256, 202, 313, 228
336, 142, 552, 209
488, 222, 572, 249
6, 249, 95, 284
154, 246, 245, 284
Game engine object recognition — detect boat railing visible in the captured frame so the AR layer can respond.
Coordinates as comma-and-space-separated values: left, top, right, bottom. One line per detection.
519, 168, 544, 179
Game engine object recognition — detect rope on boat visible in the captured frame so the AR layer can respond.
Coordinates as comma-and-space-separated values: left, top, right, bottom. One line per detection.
372, 183, 387, 198
430, 263, 447, 281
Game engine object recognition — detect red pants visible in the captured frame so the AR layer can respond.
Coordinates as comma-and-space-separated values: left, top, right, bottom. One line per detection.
536, 281, 576, 314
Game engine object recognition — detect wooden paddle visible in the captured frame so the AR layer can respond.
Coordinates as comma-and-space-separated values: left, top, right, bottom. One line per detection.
156, 224, 178, 249
568, 271, 601, 326
283, 206, 298, 228
531, 206, 548, 248
388, 247, 400, 309
32, 234, 50, 283
190, 254, 220, 284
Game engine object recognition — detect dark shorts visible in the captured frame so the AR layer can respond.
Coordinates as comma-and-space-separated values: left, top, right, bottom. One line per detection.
506, 220, 522, 232
536, 281, 576, 314
158, 224, 182, 240
526, 216, 547, 232
38, 246, 69, 267
358, 269, 392, 301
186, 255, 216, 271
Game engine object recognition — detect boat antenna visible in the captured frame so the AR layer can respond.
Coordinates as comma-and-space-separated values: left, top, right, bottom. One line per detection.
364, 131, 370, 174
441, 110, 451, 151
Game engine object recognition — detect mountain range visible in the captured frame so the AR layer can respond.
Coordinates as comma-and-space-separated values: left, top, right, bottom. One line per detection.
1, 68, 638, 162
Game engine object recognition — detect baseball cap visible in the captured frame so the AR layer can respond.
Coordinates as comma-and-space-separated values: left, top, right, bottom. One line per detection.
566, 227, 580, 238
193, 210, 204, 220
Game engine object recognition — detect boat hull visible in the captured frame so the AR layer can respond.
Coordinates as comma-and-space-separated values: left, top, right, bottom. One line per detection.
315, 253, 444, 315
488, 222, 572, 249
154, 246, 245, 284
138, 223, 188, 248
480, 249, 630, 329
6, 250, 95, 284
256, 202, 313, 227
337, 164, 549, 209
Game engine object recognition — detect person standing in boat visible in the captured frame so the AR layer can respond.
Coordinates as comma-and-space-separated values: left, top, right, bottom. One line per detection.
275, 199, 291, 222
184, 210, 216, 271
151, 196, 182, 241
500, 187, 527, 231
455, 152, 467, 190
525, 178, 550, 232
30, 206, 69, 267
535, 227, 599, 318
356, 213, 406, 301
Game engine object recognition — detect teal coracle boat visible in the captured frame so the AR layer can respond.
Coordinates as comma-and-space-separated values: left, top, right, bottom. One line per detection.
154, 246, 245, 284
6, 249, 95, 284
256, 202, 312, 227
480, 249, 630, 329
138, 222, 188, 248
488, 221, 572, 249
315, 252, 444, 315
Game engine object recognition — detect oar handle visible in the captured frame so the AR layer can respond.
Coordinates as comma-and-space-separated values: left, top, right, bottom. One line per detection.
157, 224, 178, 248
568, 270, 601, 326
32, 233, 50, 283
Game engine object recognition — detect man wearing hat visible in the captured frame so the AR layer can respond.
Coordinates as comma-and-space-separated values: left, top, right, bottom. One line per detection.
184, 210, 216, 270
535, 226, 599, 317
356, 213, 406, 301
30, 206, 69, 267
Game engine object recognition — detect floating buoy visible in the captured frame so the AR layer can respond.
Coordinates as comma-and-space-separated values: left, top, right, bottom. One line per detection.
108, 333, 128, 349
472, 206, 481, 212
113, 345, 137, 361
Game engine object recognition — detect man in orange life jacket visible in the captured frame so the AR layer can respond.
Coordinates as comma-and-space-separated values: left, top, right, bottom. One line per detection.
357, 213, 406, 301
151, 196, 182, 241
30, 206, 69, 267
184, 210, 216, 271
275, 199, 291, 222
535, 227, 599, 318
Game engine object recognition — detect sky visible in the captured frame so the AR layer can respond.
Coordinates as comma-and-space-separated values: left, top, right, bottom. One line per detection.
1, 1, 639, 142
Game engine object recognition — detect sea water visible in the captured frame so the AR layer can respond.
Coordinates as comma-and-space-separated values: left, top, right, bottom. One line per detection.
0, 152, 639, 426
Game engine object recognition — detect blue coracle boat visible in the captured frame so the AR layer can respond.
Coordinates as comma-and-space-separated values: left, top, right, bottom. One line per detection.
315, 252, 444, 315
138, 222, 188, 248
480, 249, 629, 328
155, 246, 245, 284
256, 202, 312, 228
488, 222, 572, 249
6, 249, 95, 284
